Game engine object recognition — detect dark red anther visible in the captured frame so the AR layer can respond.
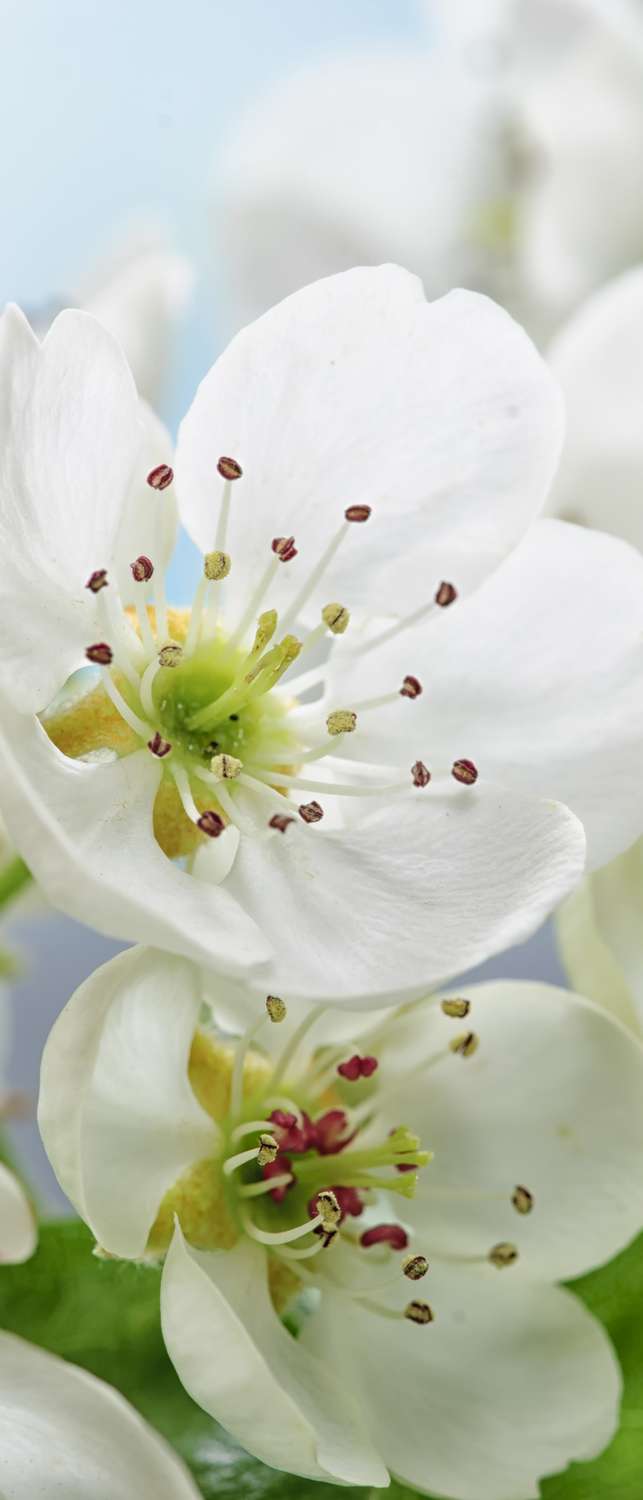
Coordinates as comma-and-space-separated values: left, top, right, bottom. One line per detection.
272, 535, 298, 562
269, 1109, 315, 1154
337, 1054, 378, 1082
452, 758, 478, 786
396, 1161, 418, 1173
435, 581, 457, 608
333, 1185, 364, 1219
130, 555, 154, 583
147, 463, 174, 490
85, 569, 108, 593
299, 801, 324, 824
269, 813, 296, 834
217, 456, 243, 481
85, 642, 113, 666
400, 675, 422, 699
262, 1155, 294, 1203
345, 504, 372, 523
315, 1109, 357, 1155
360, 1224, 409, 1250
411, 761, 431, 788
147, 732, 172, 759
197, 810, 226, 838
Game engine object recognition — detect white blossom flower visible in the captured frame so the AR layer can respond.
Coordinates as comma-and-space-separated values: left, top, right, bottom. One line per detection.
0, 264, 603, 1007
545, 266, 643, 1033
216, 0, 643, 341
0, 1332, 201, 1498
38, 945, 643, 1499
0, 1165, 36, 1265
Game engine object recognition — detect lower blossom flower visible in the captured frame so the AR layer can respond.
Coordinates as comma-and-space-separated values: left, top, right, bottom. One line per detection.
0, 263, 602, 1008
39, 946, 643, 1499
0, 1332, 201, 1497
0, 1164, 36, 1265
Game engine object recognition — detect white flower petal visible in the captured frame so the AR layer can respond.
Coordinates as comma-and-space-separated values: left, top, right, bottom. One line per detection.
332, 518, 643, 868
305, 1264, 620, 1500
221, 787, 585, 1007
38, 947, 216, 1256
175, 267, 563, 625
0, 1331, 201, 1498
0, 1166, 36, 1265
0, 305, 142, 711
113, 401, 178, 607
0, 702, 272, 977
548, 267, 643, 551
80, 238, 193, 406
557, 840, 643, 1035
382, 979, 643, 1280
161, 1227, 388, 1487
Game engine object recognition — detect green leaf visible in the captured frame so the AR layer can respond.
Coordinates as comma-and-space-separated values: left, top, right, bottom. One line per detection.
1, 1220, 643, 1499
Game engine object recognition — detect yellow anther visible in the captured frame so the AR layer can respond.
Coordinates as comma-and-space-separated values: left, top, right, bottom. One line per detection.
210, 753, 242, 781
404, 1300, 434, 1325
204, 550, 231, 581
257, 1133, 279, 1167
158, 642, 183, 668
279, 634, 303, 668
512, 1185, 534, 1216
441, 998, 471, 1019
322, 602, 350, 635
315, 1190, 342, 1232
403, 1254, 429, 1281
327, 709, 357, 736
265, 995, 287, 1023
251, 610, 278, 655
489, 1242, 519, 1269
449, 1031, 479, 1058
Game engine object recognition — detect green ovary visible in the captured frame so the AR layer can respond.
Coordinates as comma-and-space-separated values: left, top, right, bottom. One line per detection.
151, 637, 293, 767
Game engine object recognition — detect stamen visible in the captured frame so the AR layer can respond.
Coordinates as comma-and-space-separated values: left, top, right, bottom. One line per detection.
99, 668, 153, 741
210, 753, 242, 781
223, 1143, 270, 1176
313, 1190, 342, 1232
86, 643, 113, 666
337, 1054, 378, 1081
489, 1242, 519, 1268
217, 456, 243, 481
512, 1185, 534, 1216
411, 760, 431, 787
85, 569, 109, 594
322, 602, 350, 635
265, 994, 287, 1023
360, 1225, 408, 1250
405, 1300, 434, 1325
239, 1174, 293, 1199
326, 710, 357, 735
435, 581, 457, 607
147, 731, 172, 759
269, 813, 295, 833
403, 1254, 429, 1280
272, 536, 298, 562
452, 758, 479, 786
241, 1208, 327, 1246
400, 675, 422, 699
230, 1119, 276, 1143
147, 463, 174, 490
449, 1031, 479, 1058
204, 550, 231, 581
441, 998, 471, 1019
299, 800, 324, 823
256, 1133, 279, 1167
275, 1239, 329, 1261
229, 555, 281, 649
130, 555, 154, 583
280, 517, 362, 632
270, 1003, 327, 1089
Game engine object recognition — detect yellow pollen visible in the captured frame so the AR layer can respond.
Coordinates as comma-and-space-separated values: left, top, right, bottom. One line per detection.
441, 998, 471, 1019
489, 1242, 519, 1269
265, 995, 287, 1023
158, 642, 183, 668
204, 550, 232, 581
322, 602, 350, 635
449, 1031, 479, 1058
210, 753, 242, 781
404, 1300, 434, 1325
327, 709, 357, 736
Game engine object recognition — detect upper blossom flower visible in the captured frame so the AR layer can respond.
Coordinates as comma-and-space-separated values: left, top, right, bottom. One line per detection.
217, 0, 643, 341
0, 1333, 201, 1498
39, 945, 643, 1499
0, 263, 598, 1007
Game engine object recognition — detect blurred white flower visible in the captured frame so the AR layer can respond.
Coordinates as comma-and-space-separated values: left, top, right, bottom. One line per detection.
217, 0, 643, 341
0, 1164, 35, 1264
0, 1332, 201, 1498
0, 265, 599, 1009
545, 266, 643, 1032
39, 945, 643, 1498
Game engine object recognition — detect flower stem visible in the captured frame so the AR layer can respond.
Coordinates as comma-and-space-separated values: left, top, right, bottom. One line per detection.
0, 856, 32, 911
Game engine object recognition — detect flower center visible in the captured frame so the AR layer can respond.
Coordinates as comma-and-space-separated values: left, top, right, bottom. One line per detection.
42, 457, 477, 861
